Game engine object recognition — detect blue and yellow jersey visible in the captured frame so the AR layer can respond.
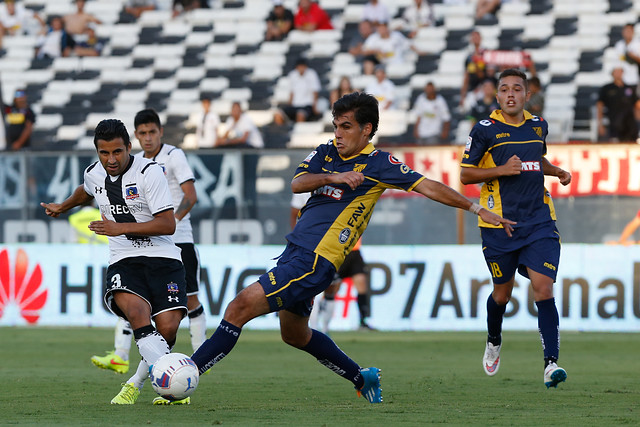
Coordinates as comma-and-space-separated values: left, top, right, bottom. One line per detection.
287, 139, 425, 269
461, 109, 556, 228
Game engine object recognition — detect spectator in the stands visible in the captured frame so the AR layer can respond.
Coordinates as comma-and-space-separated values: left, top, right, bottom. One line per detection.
365, 65, 396, 110
120, 0, 157, 23
614, 23, 640, 88
597, 67, 640, 143
0, 0, 45, 48
398, 0, 434, 39
195, 95, 221, 148
362, 0, 389, 26
64, 0, 101, 40
218, 102, 264, 149
460, 30, 488, 109
330, 76, 356, 107
172, 0, 207, 18
348, 19, 374, 64
294, 0, 333, 32
5, 88, 35, 151
412, 81, 451, 145
275, 57, 321, 123
265, 0, 294, 41
468, 79, 499, 125
524, 76, 544, 116
362, 20, 411, 75
475, 0, 501, 20
36, 15, 74, 59
74, 24, 103, 56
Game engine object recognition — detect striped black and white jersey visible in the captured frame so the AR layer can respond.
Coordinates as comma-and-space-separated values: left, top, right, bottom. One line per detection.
83, 155, 181, 264
135, 144, 195, 244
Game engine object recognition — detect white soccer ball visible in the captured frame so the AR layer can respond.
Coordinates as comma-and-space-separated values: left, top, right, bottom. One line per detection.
150, 353, 200, 400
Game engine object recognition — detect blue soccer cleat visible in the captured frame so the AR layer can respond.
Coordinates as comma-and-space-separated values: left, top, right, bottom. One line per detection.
356, 367, 382, 403
544, 362, 567, 388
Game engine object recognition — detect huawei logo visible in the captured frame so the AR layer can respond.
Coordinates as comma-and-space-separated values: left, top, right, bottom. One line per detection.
0, 249, 48, 324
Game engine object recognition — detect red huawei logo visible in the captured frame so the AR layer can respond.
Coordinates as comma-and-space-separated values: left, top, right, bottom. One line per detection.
0, 249, 48, 324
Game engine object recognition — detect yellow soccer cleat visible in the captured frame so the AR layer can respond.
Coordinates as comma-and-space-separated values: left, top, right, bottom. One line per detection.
91, 351, 130, 374
152, 396, 191, 405
110, 382, 140, 405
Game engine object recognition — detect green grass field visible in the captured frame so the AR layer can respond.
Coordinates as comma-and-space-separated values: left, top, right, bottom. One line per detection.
1, 327, 638, 426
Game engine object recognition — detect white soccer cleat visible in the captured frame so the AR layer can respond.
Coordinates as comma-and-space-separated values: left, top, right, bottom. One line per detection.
543, 362, 567, 388
483, 342, 501, 376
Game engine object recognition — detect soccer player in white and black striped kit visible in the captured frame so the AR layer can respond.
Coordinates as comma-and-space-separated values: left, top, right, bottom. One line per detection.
90, 110, 207, 403
41, 119, 187, 405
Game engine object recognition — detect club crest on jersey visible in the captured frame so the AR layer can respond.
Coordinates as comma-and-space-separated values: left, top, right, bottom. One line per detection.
125, 186, 139, 200
167, 283, 179, 293
388, 155, 402, 165
533, 126, 542, 137
353, 163, 366, 172
339, 228, 351, 244
304, 151, 317, 162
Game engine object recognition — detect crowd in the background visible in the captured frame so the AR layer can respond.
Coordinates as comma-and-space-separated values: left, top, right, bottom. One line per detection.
2, 0, 640, 151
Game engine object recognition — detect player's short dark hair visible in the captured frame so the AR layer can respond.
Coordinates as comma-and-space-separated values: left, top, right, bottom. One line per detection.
134, 108, 162, 130
498, 68, 528, 89
332, 91, 379, 140
94, 119, 131, 148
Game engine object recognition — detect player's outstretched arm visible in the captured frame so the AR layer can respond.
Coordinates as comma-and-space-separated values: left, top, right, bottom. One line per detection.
89, 209, 176, 237
291, 171, 365, 193
541, 157, 571, 186
414, 178, 516, 236
40, 184, 93, 217
460, 154, 522, 185
617, 215, 640, 245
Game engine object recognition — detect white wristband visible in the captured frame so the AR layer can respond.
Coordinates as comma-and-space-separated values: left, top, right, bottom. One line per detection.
469, 202, 482, 215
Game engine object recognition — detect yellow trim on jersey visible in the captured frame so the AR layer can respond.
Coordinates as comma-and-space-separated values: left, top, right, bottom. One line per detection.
265, 253, 319, 298
490, 139, 543, 150
315, 183, 384, 269
332, 139, 376, 161
490, 109, 535, 127
544, 186, 557, 221
363, 175, 425, 192
478, 152, 503, 228
293, 171, 309, 179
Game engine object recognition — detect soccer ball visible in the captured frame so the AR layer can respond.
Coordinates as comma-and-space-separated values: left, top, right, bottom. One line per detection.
150, 353, 200, 400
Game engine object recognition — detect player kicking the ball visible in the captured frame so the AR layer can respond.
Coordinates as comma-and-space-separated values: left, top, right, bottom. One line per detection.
42, 119, 188, 404
90, 110, 206, 406
460, 69, 571, 388
190, 92, 515, 403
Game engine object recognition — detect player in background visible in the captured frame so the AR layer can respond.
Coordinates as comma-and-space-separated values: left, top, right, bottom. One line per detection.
89, 109, 205, 404
610, 209, 640, 245
460, 68, 572, 388
41, 119, 187, 404
190, 92, 515, 404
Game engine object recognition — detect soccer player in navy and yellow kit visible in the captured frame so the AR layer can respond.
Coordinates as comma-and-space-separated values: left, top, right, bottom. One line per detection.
191, 92, 514, 404
460, 69, 572, 388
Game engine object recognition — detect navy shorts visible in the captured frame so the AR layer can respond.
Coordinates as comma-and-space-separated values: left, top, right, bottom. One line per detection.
258, 243, 336, 317
481, 221, 561, 285
176, 243, 200, 296
105, 256, 187, 320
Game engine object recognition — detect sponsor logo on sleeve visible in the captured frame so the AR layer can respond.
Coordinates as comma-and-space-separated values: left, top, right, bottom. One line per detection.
304, 151, 317, 162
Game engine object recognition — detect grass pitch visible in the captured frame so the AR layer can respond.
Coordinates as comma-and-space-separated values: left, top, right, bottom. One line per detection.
0, 327, 638, 426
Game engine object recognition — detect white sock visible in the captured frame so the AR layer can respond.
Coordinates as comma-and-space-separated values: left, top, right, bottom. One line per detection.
114, 318, 133, 361
322, 299, 336, 334
188, 305, 207, 352
127, 360, 150, 390
310, 294, 324, 330
136, 331, 169, 366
